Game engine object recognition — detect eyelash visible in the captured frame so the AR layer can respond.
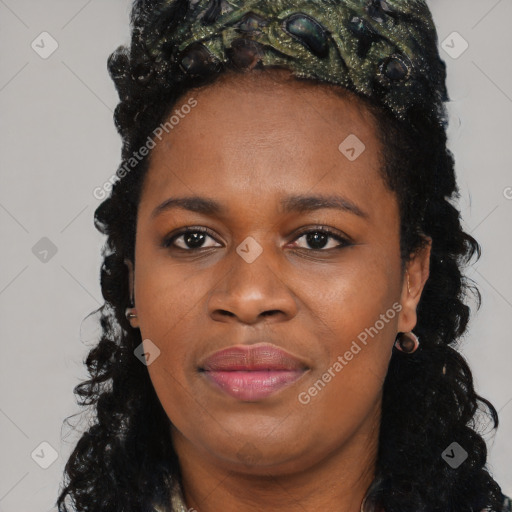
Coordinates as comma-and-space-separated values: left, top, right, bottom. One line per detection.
162, 225, 352, 252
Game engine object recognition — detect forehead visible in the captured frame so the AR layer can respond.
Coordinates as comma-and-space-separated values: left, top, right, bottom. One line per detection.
140, 69, 388, 216
169, 69, 379, 143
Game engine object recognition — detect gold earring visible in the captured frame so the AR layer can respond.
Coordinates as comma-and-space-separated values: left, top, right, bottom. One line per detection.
406, 271, 411, 294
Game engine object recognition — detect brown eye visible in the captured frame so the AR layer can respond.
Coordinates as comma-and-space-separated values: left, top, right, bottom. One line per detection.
291, 227, 352, 251
162, 227, 221, 250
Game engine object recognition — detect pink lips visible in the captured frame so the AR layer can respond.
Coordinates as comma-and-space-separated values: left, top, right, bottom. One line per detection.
199, 343, 309, 401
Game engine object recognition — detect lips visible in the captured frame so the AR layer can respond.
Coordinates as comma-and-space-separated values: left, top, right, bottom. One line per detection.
199, 343, 309, 372
199, 343, 309, 401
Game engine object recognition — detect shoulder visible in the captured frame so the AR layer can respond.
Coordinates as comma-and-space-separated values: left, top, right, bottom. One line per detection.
501, 494, 512, 512
487, 494, 512, 512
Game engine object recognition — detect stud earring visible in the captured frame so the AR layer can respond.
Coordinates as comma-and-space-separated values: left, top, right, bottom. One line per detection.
394, 331, 420, 354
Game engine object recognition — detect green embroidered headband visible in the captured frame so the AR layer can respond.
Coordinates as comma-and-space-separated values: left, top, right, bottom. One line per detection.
130, 0, 448, 123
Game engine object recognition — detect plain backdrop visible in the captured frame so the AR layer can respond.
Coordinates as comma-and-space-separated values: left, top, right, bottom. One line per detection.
0, 1, 511, 510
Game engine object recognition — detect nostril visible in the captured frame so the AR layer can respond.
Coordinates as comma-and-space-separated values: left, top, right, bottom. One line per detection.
219, 310, 235, 317
261, 310, 279, 317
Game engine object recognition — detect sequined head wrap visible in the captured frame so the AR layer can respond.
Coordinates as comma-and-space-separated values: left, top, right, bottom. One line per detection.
129, 0, 448, 124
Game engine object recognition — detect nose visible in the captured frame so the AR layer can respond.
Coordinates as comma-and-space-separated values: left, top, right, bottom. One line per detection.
207, 243, 298, 325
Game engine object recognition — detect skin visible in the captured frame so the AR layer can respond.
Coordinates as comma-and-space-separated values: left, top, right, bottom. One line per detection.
125, 68, 431, 512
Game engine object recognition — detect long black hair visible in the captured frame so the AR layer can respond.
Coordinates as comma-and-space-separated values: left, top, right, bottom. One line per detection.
57, 1, 507, 510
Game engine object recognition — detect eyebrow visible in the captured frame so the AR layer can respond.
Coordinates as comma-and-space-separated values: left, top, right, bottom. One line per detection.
151, 194, 369, 220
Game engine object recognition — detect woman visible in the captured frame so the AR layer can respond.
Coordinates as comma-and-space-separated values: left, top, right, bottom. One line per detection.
57, 0, 511, 511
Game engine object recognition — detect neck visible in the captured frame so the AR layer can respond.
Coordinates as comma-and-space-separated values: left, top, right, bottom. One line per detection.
170, 407, 380, 512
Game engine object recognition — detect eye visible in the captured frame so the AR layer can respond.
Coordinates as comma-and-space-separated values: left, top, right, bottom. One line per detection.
290, 226, 352, 251
162, 227, 221, 251
162, 225, 352, 252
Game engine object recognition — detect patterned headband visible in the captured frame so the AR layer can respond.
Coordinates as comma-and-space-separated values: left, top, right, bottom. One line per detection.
132, 0, 448, 123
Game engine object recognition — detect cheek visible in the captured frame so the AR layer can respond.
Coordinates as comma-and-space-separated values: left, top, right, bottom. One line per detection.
302, 249, 400, 337
134, 264, 208, 426
299, 252, 400, 394
134, 249, 210, 338
133, 252, 213, 390
295, 281, 396, 438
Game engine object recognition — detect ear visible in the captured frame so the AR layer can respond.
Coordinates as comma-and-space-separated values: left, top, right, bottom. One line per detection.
124, 258, 139, 329
124, 258, 135, 301
397, 236, 432, 333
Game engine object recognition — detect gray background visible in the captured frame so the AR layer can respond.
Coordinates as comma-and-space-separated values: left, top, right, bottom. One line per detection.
0, 0, 511, 510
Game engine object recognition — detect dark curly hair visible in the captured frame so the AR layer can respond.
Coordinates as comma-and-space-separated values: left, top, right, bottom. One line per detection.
56, 1, 508, 511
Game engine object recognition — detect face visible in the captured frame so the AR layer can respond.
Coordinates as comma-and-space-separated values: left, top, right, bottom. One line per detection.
126, 69, 431, 476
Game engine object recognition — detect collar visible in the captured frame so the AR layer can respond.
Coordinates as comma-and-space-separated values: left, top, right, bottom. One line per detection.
154, 477, 383, 512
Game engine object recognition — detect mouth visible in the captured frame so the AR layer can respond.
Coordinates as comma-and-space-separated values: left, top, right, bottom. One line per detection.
198, 342, 310, 401
200, 368, 309, 401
